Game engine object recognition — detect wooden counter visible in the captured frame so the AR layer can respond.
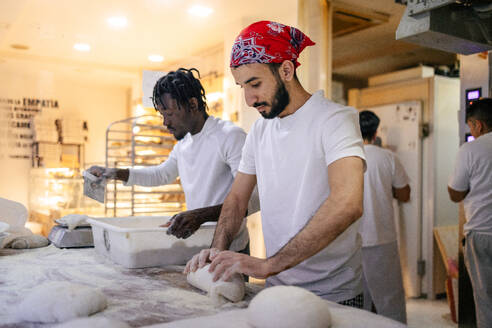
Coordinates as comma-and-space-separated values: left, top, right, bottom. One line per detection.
0, 245, 261, 327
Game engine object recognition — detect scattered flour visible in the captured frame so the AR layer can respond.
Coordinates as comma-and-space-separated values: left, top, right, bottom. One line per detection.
53, 316, 131, 328
0, 246, 254, 326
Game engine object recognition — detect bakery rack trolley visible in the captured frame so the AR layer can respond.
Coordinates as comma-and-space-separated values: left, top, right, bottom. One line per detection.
105, 115, 186, 217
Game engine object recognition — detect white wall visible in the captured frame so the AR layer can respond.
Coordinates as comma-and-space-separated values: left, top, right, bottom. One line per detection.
0, 59, 131, 208
433, 76, 460, 227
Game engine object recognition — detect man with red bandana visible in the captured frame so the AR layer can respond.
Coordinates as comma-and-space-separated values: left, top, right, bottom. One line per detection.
185, 21, 366, 307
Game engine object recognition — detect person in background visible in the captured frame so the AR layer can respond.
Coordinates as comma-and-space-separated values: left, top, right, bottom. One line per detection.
185, 20, 366, 308
88, 68, 258, 253
448, 98, 492, 328
358, 110, 410, 324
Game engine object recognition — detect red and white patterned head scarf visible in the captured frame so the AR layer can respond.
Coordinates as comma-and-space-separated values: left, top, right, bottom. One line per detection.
230, 21, 315, 68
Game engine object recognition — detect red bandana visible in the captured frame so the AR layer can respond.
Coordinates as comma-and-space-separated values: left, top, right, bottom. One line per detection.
230, 21, 315, 68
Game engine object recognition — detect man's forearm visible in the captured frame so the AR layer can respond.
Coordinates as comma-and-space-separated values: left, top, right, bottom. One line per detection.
115, 169, 129, 182
266, 195, 362, 277
193, 204, 223, 223
211, 194, 247, 250
448, 186, 468, 203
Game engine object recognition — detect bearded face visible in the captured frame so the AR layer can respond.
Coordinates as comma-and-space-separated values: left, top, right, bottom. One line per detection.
260, 78, 290, 119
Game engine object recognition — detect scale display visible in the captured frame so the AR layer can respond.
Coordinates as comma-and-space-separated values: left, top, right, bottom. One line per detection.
465, 133, 475, 142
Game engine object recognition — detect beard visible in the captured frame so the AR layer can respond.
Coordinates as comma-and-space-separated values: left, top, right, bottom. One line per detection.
173, 132, 186, 141
166, 126, 186, 141
260, 80, 290, 119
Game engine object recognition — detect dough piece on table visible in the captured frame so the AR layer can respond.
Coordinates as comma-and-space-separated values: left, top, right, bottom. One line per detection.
141, 309, 250, 328
187, 264, 245, 305
15, 282, 107, 323
53, 317, 130, 328
57, 214, 90, 230
4, 234, 49, 249
247, 286, 332, 328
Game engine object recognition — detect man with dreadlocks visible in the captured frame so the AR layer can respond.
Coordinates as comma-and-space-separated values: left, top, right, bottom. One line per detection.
88, 68, 255, 252
185, 21, 366, 308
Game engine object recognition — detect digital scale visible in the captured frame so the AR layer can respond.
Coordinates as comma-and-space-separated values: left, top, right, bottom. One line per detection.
48, 220, 94, 248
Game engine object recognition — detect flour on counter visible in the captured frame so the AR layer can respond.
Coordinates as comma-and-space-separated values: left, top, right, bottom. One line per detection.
53, 316, 130, 328
0, 245, 258, 327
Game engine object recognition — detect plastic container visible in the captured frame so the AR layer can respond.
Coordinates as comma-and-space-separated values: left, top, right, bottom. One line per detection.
87, 216, 215, 268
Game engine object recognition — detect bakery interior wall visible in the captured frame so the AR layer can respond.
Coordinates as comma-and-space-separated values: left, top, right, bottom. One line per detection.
0, 0, 466, 291
0, 0, 299, 254
0, 57, 133, 207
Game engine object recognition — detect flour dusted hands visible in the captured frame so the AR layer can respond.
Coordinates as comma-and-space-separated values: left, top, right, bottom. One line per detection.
184, 248, 272, 282
184, 248, 221, 275
209, 251, 272, 282
86, 166, 118, 181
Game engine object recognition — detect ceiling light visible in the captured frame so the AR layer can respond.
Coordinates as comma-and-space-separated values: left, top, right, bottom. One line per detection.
148, 54, 164, 62
73, 43, 91, 52
188, 5, 213, 17
107, 16, 127, 29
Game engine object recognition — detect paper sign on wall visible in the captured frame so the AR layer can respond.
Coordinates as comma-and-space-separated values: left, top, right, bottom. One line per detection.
0, 97, 59, 160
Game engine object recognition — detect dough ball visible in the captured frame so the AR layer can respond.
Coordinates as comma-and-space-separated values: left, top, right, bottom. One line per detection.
187, 264, 245, 305
247, 286, 331, 328
53, 317, 130, 328
16, 282, 107, 323
57, 214, 90, 230
5, 234, 49, 249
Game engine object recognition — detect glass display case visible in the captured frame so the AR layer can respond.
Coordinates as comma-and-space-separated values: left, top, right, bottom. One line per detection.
28, 168, 104, 235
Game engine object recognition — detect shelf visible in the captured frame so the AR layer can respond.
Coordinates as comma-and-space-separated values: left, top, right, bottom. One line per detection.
107, 154, 169, 158
105, 115, 185, 217
107, 144, 174, 150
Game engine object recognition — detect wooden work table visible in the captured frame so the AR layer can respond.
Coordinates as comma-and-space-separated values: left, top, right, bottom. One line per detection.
0, 245, 261, 327
0, 245, 406, 328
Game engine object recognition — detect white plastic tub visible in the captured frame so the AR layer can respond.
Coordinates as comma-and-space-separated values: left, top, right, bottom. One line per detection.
87, 216, 216, 268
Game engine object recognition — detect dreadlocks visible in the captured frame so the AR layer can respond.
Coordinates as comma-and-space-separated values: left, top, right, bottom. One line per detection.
152, 68, 208, 116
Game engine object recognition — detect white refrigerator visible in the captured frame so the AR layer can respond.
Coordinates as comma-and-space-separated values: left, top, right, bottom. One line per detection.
365, 101, 423, 298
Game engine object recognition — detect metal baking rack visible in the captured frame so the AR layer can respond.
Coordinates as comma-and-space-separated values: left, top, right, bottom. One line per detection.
105, 115, 186, 217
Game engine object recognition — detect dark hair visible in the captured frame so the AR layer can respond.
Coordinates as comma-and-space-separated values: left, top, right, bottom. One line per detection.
466, 98, 492, 128
267, 62, 299, 81
152, 68, 208, 113
359, 110, 380, 141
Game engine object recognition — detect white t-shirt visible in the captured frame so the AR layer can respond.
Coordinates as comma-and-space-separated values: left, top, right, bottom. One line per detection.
358, 145, 409, 247
238, 91, 366, 302
126, 116, 249, 249
448, 131, 492, 234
